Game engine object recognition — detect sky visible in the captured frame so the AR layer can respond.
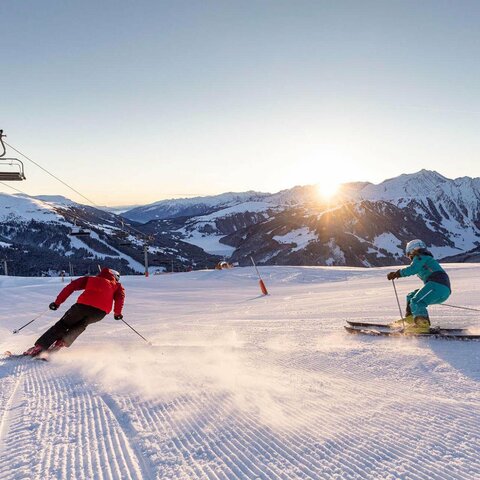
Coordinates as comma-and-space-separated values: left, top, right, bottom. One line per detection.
1, 0, 480, 206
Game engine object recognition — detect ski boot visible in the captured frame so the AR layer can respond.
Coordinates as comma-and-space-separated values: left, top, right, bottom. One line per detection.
48, 339, 67, 353
389, 315, 415, 329
23, 344, 44, 357
405, 316, 431, 334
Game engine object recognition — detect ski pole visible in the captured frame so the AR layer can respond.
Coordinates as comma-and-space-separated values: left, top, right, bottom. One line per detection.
13, 309, 49, 334
439, 303, 480, 313
120, 318, 152, 346
391, 280, 405, 329
250, 256, 268, 295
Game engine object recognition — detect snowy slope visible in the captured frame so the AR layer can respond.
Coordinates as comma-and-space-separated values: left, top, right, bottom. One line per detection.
1, 265, 480, 479
0, 193, 65, 222
124, 192, 270, 222
0, 192, 219, 275
155, 170, 480, 264
351, 170, 480, 258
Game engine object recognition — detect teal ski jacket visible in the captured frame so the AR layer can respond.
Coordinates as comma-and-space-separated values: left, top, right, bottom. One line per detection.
400, 251, 451, 291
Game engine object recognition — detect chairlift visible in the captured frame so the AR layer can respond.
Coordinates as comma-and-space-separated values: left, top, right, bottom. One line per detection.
118, 237, 132, 247
70, 219, 91, 237
116, 221, 133, 246
0, 130, 26, 181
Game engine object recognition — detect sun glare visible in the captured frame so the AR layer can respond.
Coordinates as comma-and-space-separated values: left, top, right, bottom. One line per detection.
317, 181, 339, 201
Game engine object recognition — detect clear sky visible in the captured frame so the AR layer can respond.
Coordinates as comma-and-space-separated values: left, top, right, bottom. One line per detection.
2, 0, 480, 206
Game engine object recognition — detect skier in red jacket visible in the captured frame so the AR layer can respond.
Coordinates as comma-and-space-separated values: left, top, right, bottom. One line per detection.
24, 268, 125, 356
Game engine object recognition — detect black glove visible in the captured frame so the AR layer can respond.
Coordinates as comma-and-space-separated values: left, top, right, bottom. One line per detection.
387, 271, 401, 281
114, 314, 123, 320
49, 302, 59, 311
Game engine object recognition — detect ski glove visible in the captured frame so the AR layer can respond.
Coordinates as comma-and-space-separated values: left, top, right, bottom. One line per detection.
387, 271, 401, 281
114, 314, 123, 321
49, 302, 59, 310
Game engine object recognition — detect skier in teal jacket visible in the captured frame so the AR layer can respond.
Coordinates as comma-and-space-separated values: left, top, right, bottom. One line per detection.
387, 239, 451, 333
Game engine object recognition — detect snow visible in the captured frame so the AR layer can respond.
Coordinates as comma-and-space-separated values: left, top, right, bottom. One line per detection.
373, 232, 404, 257
1, 265, 480, 479
0, 193, 64, 222
324, 238, 346, 265
273, 227, 318, 252
88, 231, 145, 273
353, 170, 450, 201
195, 201, 273, 221
65, 232, 145, 273
125, 192, 270, 221
181, 231, 236, 256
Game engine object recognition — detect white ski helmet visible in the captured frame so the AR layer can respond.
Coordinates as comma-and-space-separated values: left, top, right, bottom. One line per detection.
405, 239, 426, 256
109, 269, 120, 281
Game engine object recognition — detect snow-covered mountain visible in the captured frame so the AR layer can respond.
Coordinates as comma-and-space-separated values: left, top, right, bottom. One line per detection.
3, 169, 480, 274
123, 191, 270, 222
129, 170, 480, 267
0, 193, 220, 276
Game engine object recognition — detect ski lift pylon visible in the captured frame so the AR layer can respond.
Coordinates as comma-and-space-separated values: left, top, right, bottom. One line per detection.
0, 130, 26, 181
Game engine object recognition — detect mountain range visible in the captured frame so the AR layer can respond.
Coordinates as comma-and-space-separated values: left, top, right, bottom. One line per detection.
0, 194, 219, 276
1, 169, 479, 275
122, 169, 480, 266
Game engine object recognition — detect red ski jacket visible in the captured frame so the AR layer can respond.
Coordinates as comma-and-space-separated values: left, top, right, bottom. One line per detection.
55, 268, 125, 315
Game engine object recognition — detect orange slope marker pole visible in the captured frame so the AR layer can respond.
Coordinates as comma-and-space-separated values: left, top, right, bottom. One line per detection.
250, 256, 269, 295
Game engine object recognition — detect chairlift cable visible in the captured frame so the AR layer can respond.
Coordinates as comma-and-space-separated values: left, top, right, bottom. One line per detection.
0, 181, 26, 195
3, 139, 157, 246
4, 140, 101, 208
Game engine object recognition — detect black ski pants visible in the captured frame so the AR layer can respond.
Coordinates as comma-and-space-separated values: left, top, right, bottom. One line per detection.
36, 303, 106, 349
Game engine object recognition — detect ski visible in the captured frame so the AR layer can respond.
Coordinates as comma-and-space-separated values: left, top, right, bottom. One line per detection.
347, 321, 391, 328
344, 326, 480, 340
2, 351, 26, 359
346, 321, 470, 335
2, 351, 35, 360
2, 350, 50, 361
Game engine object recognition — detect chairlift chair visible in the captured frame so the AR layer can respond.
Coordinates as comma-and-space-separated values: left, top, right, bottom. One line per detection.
117, 235, 133, 247
70, 227, 91, 237
69, 219, 91, 237
0, 130, 26, 181
115, 228, 132, 247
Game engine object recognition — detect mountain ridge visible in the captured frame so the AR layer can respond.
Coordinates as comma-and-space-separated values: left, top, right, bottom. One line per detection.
124, 169, 480, 267
1, 169, 480, 274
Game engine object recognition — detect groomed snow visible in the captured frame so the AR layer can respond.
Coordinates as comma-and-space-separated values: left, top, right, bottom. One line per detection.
1, 265, 480, 479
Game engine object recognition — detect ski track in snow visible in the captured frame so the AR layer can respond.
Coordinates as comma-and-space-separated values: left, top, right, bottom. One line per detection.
0, 265, 480, 479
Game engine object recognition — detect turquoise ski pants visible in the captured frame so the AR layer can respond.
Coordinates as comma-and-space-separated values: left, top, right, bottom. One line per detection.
407, 282, 451, 318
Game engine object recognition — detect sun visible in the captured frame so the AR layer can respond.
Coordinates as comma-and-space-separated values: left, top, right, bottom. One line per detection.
317, 181, 340, 201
